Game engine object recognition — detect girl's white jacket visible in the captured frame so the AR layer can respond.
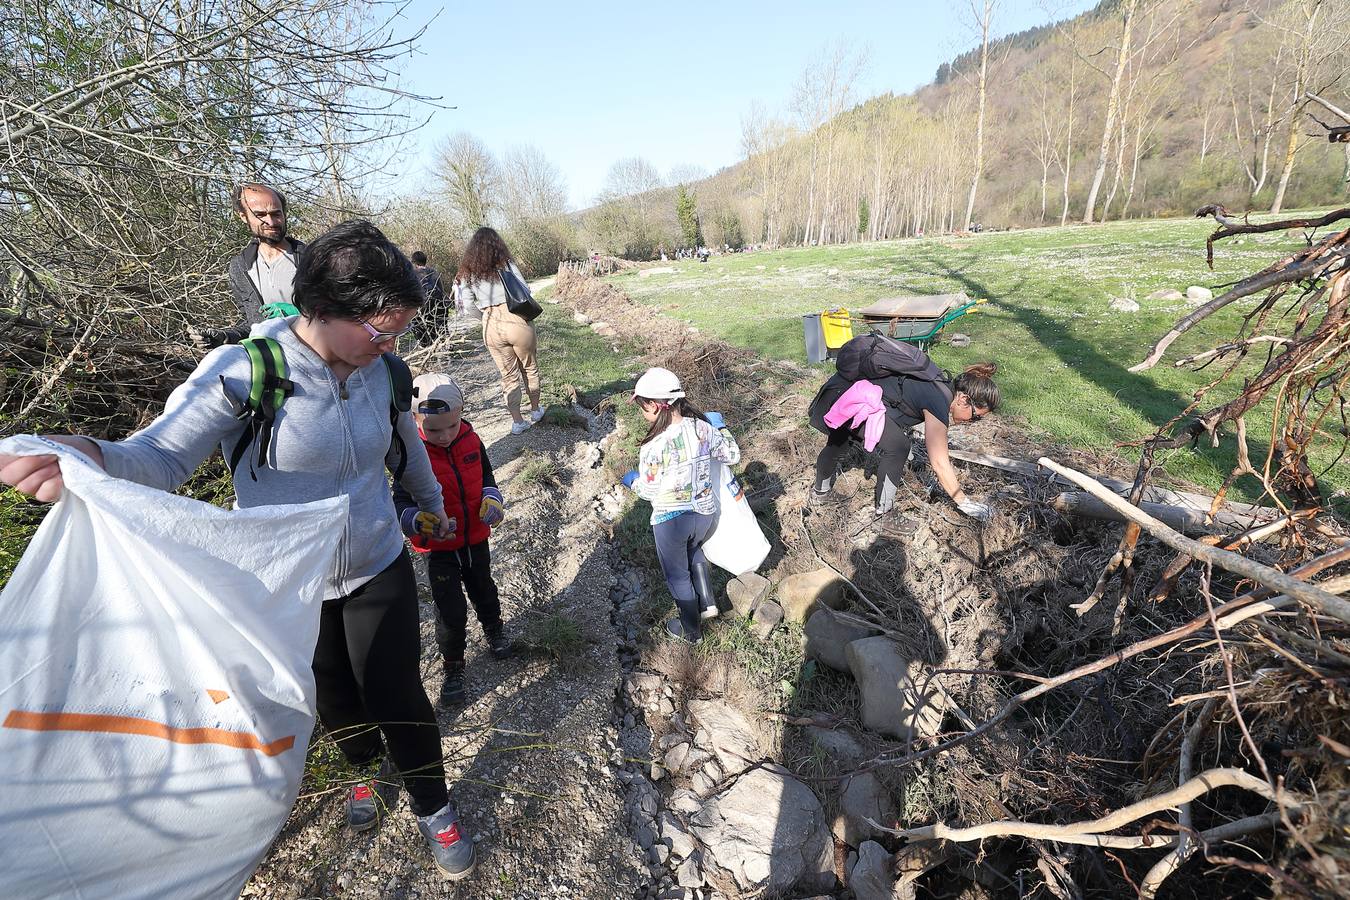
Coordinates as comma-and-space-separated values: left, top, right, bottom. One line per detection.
632, 417, 740, 523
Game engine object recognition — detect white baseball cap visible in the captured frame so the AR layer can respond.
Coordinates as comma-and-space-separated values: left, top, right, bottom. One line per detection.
633, 367, 685, 402
412, 373, 464, 411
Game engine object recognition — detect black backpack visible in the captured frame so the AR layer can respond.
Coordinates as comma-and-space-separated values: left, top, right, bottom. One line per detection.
835, 332, 946, 384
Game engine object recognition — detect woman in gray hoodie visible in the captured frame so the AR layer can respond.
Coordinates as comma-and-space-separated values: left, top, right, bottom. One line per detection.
0, 221, 477, 881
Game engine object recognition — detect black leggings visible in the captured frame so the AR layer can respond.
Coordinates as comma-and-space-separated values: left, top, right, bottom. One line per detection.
811, 401, 912, 513
312, 550, 448, 816
428, 541, 503, 668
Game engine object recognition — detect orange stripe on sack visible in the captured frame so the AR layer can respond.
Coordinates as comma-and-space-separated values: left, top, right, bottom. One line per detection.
206, 690, 230, 704
3, 710, 295, 757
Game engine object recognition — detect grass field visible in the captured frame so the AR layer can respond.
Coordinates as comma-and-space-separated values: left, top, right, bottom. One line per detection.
602, 213, 1347, 499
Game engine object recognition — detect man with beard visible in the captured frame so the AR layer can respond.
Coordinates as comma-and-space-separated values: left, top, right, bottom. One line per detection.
191, 183, 307, 350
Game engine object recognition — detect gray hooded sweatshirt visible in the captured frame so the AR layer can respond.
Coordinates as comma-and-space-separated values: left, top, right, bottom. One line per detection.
97, 317, 443, 599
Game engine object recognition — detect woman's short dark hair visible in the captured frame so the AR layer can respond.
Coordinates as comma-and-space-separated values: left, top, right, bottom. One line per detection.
293, 220, 424, 320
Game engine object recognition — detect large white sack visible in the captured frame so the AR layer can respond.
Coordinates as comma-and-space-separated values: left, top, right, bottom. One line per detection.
0, 435, 347, 899
702, 461, 771, 576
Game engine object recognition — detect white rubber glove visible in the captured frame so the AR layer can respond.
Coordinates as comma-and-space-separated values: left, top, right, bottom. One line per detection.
956, 497, 993, 521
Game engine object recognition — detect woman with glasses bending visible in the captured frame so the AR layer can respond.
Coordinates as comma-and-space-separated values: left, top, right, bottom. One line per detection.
0, 220, 478, 881
454, 227, 542, 435
809, 361, 1000, 522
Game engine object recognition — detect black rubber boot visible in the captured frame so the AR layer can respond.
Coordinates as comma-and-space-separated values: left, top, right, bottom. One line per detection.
691, 558, 718, 620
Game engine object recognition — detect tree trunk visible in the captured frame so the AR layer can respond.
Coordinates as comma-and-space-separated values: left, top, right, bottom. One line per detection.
1270, 115, 1302, 213
962, 0, 993, 232
1083, 0, 1138, 223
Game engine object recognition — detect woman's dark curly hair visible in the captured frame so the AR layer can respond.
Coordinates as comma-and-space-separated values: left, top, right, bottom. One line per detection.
456, 226, 514, 283
293, 219, 424, 320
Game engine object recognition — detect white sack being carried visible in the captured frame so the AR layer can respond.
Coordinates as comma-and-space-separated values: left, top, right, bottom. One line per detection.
0, 436, 347, 899
702, 461, 771, 576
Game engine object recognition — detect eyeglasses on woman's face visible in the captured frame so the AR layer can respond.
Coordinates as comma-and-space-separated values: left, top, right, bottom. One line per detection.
356, 317, 414, 343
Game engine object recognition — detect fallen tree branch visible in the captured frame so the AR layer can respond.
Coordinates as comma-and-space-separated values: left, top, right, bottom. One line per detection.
869, 767, 1301, 847
1038, 457, 1350, 624
1139, 697, 1221, 897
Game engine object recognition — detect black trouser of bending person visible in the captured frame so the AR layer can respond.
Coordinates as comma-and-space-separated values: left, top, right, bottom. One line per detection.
811, 401, 912, 514
428, 541, 503, 669
311, 550, 449, 816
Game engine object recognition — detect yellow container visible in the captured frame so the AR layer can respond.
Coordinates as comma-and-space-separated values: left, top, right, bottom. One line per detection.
821, 308, 853, 350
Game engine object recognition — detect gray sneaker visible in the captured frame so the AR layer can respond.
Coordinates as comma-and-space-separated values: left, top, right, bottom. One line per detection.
346, 757, 395, 832
417, 803, 477, 880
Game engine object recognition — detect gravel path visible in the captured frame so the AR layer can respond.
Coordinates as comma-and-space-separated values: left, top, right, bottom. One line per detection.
244, 341, 648, 899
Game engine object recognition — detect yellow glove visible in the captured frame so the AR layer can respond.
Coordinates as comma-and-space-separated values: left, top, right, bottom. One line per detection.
402, 509, 444, 540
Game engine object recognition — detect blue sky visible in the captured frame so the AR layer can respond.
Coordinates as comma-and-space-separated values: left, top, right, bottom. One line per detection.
389, 1, 1097, 209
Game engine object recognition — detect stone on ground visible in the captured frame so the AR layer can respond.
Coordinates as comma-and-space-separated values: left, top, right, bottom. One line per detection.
849, 841, 897, 900
1186, 285, 1214, 303
806, 726, 867, 765
725, 572, 771, 617
846, 636, 948, 740
688, 699, 761, 774
833, 772, 897, 847
804, 605, 878, 671
690, 765, 836, 894
1108, 297, 1139, 312
776, 567, 846, 622
1147, 288, 1184, 301
750, 598, 784, 638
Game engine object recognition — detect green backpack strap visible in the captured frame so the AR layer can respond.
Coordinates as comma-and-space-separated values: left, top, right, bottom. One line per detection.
226, 337, 293, 479
382, 352, 413, 482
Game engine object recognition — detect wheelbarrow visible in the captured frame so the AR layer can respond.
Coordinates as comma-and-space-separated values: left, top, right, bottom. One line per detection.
803, 292, 988, 362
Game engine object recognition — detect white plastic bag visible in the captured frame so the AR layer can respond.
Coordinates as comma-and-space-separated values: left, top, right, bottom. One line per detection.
0, 436, 347, 899
702, 461, 771, 576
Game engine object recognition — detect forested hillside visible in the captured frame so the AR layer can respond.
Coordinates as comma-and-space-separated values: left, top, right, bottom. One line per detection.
579, 0, 1350, 257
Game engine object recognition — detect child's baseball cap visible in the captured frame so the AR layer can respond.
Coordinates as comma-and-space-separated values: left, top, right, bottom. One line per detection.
412, 373, 464, 412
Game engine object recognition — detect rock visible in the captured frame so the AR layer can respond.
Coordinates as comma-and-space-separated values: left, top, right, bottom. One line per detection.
1186, 285, 1214, 303
947, 332, 971, 348
651, 764, 666, 781
806, 726, 866, 765
833, 772, 897, 846
668, 789, 703, 815
750, 599, 784, 639
676, 853, 705, 888
688, 699, 761, 774
1147, 288, 1184, 301
775, 568, 846, 623
591, 321, 618, 337
573, 312, 593, 325
849, 841, 897, 900
659, 811, 698, 859
639, 266, 676, 278
635, 824, 655, 850
664, 742, 691, 773
690, 765, 836, 894
690, 772, 715, 795
1108, 297, 1139, 312
846, 636, 948, 741
649, 843, 670, 865
725, 572, 771, 617
804, 605, 878, 672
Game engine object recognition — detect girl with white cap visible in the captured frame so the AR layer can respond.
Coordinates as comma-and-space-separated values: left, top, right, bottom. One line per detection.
621, 367, 741, 642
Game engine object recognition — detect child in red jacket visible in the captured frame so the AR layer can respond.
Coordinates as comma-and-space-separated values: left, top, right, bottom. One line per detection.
394, 374, 509, 708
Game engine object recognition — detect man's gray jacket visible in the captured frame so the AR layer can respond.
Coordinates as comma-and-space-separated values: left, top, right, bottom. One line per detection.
209, 236, 307, 347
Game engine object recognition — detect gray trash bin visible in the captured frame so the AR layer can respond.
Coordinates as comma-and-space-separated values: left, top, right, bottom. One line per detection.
802, 314, 827, 364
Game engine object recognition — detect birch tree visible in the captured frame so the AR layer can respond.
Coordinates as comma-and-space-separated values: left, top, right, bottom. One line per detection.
961, 0, 999, 231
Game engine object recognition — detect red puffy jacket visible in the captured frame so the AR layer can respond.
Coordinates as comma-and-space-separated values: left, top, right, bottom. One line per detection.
394, 419, 496, 553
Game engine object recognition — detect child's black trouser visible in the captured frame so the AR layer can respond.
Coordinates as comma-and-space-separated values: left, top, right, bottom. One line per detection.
311, 550, 448, 816
653, 511, 716, 637
428, 541, 503, 669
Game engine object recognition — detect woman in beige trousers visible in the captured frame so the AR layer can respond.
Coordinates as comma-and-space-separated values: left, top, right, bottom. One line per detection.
455, 227, 542, 435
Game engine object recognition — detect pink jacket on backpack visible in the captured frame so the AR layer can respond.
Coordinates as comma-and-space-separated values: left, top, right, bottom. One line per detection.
823, 380, 886, 451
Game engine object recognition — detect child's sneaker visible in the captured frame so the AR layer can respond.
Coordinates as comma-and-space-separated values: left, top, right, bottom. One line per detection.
417, 803, 476, 881
438, 663, 466, 708
529, 407, 545, 423
486, 627, 512, 660
510, 419, 531, 435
